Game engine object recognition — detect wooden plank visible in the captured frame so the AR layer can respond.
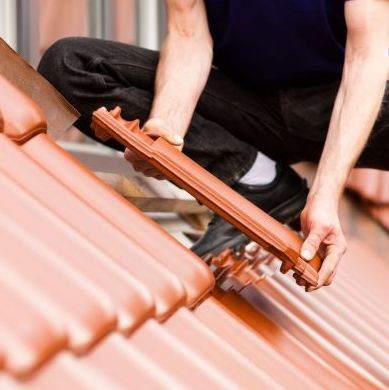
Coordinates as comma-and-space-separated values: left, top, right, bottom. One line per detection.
96, 172, 208, 215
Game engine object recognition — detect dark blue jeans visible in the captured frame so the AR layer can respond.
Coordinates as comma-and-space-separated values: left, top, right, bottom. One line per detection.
38, 37, 389, 185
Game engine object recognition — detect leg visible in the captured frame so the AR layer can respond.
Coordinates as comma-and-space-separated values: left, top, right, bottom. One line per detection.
38, 37, 308, 259
38, 37, 294, 184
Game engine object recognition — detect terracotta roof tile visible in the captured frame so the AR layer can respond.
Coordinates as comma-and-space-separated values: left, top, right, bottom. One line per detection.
0, 135, 186, 320
22, 134, 214, 307
1, 74, 389, 389
0, 264, 65, 377
0, 160, 154, 333
91, 107, 322, 288
213, 290, 357, 388
0, 179, 116, 354
194, 297, 321, 388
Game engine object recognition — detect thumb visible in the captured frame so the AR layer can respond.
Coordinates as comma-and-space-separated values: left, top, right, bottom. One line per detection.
300, 228, 326, 261
143, 119, 183, 147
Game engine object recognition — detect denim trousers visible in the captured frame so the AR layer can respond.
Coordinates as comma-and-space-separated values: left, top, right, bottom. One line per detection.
38, 37, 389, 185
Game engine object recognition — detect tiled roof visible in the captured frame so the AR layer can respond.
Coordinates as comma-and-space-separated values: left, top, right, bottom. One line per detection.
0, 75, 388, 389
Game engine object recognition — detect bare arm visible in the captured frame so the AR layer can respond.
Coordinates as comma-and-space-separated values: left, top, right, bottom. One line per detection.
301, 0, 389, 290
311, 0, 389, 201
150, 0, 213, 138
125, 0, 212, 177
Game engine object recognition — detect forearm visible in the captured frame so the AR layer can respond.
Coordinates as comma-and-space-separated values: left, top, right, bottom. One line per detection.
311, 55, 388, 202
150, 32, 212, 137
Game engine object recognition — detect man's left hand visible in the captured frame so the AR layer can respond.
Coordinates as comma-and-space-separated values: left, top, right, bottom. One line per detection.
299, 192, 347, 291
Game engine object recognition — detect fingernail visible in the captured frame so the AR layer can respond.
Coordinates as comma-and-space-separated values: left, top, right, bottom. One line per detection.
301, 249, 313, 260
173, 135, 183, 144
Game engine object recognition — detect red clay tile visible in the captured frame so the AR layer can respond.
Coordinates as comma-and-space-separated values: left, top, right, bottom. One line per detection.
7, 353, 122, 390
1, 73, 388, 389
240, 284, 387, 389
271, 270, 389, 355
340, 240, 389, 303
91, 107, 322, 287
195, 297, 321, 389
253, 272, 389, 385
0, 159, 155, 334
22, 134, 214, 307
4, 337, 185, 389
214, 290, 356, 388
85, 333, 190, 389
128, 320, 254, 389
0, 76, 46, 144
324, 279, 389, 341
0, 264, 65, 377
0, 178, 116, 354
0, 42, 79, 139
129, 316, 278, 388
163, 308, 284, 389
0, 134, 185, 320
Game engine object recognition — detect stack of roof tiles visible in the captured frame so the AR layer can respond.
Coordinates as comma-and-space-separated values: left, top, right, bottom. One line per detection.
0, 75, 388, 389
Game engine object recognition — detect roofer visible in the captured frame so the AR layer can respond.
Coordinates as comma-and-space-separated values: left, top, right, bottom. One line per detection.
38, 0, 389, 290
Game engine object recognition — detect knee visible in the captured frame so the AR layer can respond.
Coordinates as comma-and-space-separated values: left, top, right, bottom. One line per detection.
38, 37, 91, 91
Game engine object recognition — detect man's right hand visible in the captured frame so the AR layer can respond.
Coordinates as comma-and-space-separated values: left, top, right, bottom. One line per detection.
124, 117, 184, 180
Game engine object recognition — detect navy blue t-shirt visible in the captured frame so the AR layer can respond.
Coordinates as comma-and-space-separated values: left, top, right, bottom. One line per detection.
204, 0, 347, 89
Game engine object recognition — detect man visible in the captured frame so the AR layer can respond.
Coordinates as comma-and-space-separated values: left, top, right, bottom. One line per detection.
38, 0, 389, 291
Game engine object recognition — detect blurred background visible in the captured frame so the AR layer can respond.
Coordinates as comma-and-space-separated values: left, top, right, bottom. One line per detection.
0, 0, 165, 66
1, 0, 389, 246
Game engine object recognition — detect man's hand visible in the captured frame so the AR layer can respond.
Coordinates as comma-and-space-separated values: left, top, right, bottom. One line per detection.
296, 0, 389, 292
299, 192, 347, 291
124, 117, 184, 180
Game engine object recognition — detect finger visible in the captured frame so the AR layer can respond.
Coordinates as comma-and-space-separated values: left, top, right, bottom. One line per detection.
322, 238, 346, 286
312, 251, 342, 290
143, 123, 184, 146
300, 227, 328, 261
306, 246, 343, 291
324, 269, 337, 286
124, 148, 136, 162
142, 168, 161, 177
124, 149, 144, 165
324, 258, 342, 285
155, 175, 167, 180
299, 211, 308, 235
132, 162, 150, 173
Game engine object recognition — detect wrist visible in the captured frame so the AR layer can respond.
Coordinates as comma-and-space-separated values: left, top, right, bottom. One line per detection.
147, 115, 186, 138
310, 171, 346, 203
307, 186, 340, 209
